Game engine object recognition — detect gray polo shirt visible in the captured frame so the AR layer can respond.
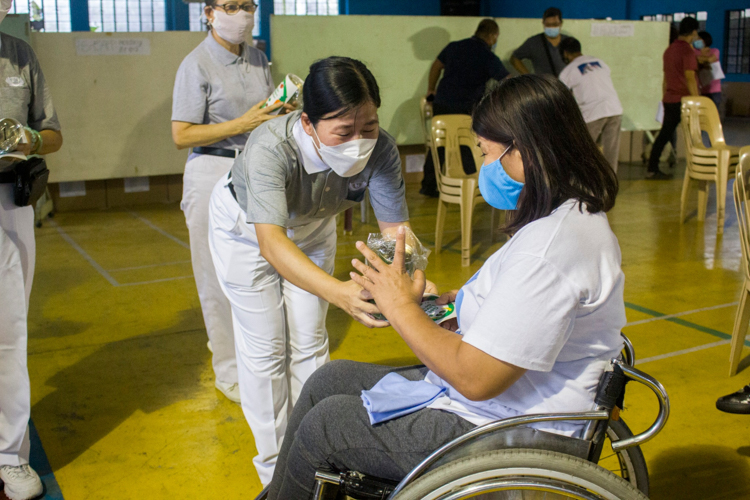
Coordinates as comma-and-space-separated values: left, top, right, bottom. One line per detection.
231, 111, 409, 228
172, 33, 275, 150
0, 33, 60, 131
512, 33, 569, 76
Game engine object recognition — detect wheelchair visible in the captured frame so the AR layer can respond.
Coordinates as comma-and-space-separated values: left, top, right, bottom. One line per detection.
255, 334, 669, 500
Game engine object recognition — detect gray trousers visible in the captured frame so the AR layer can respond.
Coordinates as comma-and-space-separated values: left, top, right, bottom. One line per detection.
586, 115, 622, 173
267, 359, 476, 500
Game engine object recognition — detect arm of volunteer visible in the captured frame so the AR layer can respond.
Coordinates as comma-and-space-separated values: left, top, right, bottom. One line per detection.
685, 70, 699, 96
38, 130, 62, 155
427, 59, 444, 97
510, 56, 530, 75
350, 230, 526, 401
255, 223, 388, 329
171, 100, 283, 150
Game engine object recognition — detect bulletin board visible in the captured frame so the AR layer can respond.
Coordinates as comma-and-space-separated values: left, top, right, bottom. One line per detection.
30, 31, 206, 182
270, 15, 670, 145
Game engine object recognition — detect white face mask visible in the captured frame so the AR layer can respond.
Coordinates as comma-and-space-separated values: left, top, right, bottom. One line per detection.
211, 9, 254, 45
311, 125, 377, 178
0, 0, 13, 24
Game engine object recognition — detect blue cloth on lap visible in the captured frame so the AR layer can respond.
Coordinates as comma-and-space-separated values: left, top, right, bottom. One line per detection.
361, 372, 446, 425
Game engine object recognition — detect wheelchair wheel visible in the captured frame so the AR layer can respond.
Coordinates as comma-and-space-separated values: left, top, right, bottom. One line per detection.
394, 448, 647, 500
599, 419, 649, 495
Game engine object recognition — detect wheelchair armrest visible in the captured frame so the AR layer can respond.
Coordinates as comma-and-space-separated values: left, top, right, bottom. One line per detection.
608, 358, 670, 452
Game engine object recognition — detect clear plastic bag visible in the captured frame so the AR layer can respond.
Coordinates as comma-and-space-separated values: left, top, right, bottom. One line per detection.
366, 227, 430, 278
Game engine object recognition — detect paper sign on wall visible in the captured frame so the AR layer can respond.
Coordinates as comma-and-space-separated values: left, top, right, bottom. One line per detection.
590, 23, 635, 37
76, 38, 151, 56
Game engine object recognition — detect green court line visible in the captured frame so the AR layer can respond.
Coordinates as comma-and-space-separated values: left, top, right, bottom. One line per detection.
625, 301, 750, 347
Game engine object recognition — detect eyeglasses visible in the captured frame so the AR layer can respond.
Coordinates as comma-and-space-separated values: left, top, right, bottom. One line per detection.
214, 2, 257, 14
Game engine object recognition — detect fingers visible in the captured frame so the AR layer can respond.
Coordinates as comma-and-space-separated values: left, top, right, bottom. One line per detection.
355, 242, 384, 272
424, 279, 439, 295
350, 271, 372, 291
251, 99, 267, 110
261, 101, 284, 115
351, 259, 374, 279
392, 226, 406, 271
413, 269, 427, 297
355, 312, 390, 329
435, 290, 456, 305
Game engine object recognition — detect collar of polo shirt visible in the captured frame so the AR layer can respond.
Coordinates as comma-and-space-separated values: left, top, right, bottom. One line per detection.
204, 32, 248, 65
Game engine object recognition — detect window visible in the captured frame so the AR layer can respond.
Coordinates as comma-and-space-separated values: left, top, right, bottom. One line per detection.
87, 0, 166, 32
273, 0, 338, 15
9, 0, 71, 32
725, 9, 750, 74
641, 11, 707, 32
189, 1, 261, 36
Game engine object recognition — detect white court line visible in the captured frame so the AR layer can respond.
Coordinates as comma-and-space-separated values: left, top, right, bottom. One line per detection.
50, 220, 121, 287
129, 211, 190, 250
117, 275, 194, 287
108, 260, 193, 272
636, 339, 731, 365
625, 302, 739, 327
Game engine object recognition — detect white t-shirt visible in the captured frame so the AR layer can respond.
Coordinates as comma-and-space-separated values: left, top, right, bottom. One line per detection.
559, 55, 623, 124
425, 199, 626, 437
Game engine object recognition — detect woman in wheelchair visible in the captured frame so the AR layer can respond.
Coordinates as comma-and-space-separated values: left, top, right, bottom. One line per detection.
266, 74, 625, 499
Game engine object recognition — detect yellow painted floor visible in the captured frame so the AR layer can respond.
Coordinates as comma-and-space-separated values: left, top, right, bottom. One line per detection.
23, 161, 750, 499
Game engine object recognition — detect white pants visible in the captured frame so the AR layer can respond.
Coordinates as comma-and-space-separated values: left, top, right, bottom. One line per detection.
181, 154, 237, 385
208, 175, 335, 485
0, 185, 34, 466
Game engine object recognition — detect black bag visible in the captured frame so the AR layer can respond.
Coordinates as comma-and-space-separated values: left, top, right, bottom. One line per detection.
11, 157, 49, 207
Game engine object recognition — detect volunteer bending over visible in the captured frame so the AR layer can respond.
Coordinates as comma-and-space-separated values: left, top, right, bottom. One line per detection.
171, 0, 283, 403
208, 57, 429, 485
266, 74, 626, 499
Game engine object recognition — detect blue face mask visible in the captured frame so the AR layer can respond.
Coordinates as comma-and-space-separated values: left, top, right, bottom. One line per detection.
478, 144, 524, 210
544, 26, 560, 38
693, 39, 705, 50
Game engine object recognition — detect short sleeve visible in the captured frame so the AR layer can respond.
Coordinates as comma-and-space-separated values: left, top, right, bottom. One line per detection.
461, 254, 580, 372
27, 53, 60, 131
488, 54, 510, 81
171, 57, 208, 123
682, 46, 698, 72
367, 141, 409, 223
512, 36, 535, 60
243, 145, 290, 226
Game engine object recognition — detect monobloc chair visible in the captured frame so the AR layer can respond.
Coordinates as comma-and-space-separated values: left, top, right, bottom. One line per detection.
419, 97, 433, 150
430, 115, 497, 267
729, 146, 750, 376
679, 96, 740, 235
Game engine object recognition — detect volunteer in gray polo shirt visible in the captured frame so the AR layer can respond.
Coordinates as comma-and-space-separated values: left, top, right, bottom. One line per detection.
171, 0, 282, 405
208, 57, 421, 485
0, 23, 62, 500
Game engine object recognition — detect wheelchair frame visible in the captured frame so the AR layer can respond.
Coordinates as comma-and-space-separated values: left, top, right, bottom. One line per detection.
259, 334, 670, 500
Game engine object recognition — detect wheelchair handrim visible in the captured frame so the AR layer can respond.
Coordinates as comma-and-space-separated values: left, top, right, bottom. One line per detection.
407, 467, 626, 500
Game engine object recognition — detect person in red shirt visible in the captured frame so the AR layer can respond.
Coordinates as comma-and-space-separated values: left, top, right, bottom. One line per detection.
647, 16, 700, 180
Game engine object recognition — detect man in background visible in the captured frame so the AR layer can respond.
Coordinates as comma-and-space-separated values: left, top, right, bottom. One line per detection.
510, 7, 568, 77
421, 19, 509, 197
559, 37, 623, 173
646, 16, 700, 180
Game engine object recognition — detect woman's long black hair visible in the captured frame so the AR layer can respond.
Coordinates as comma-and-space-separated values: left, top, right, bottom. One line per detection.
303, 56, 381, 125
472, 74, 618, 235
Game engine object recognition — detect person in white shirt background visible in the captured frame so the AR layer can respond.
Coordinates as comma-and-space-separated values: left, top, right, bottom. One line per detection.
265, 74, 624, 500
559, 37, 623, 173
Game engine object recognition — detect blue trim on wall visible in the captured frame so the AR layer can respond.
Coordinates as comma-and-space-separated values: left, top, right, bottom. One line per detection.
257, 0, 271, 58
166, 0, 190, 31
69, 0, 90, 32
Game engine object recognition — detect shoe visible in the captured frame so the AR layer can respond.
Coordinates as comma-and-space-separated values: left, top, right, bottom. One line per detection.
419, 187, 440, 198
215, 380, 241, 404
716, 385, 750, 414
645, 171, 673, 180
207, 340, 213, 353
0, 464, 43, 500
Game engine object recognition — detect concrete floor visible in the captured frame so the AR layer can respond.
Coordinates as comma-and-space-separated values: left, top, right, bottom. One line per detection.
14, 159, 750, 499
